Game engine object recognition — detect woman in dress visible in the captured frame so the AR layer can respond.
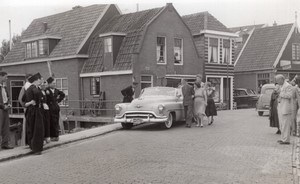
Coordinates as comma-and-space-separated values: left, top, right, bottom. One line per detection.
24, 73, 44, 155
40, 80, 50, 144
205, 82, 217, 125
269, 83, 280, 134
194, 82, 207, 127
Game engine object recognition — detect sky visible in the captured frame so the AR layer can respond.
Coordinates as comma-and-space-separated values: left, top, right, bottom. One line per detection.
0, 0, 299, 46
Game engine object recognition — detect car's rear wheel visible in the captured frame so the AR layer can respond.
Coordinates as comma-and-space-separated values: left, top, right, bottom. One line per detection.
162, 113, 173, 129
258, 111, 263, 116
121, 123, 133, 129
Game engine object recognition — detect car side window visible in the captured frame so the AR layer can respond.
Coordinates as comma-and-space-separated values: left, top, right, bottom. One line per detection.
240, 90, 247, 96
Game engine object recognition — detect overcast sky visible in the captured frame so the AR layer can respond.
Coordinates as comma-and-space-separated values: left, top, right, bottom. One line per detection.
0, 0, 299, 45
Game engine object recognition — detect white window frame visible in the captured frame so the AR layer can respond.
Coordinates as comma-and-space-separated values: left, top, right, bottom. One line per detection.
222, 39, 231, 64
156, 36, 167, 65
206, 75, 234, 110
104, 37, 112, 53
174, 38, 183, 65
208, 37, 219, 64
55, 78, 68, 106
140, 75, 153, 89
292, 43, 300, 60
90, 77, 100, 96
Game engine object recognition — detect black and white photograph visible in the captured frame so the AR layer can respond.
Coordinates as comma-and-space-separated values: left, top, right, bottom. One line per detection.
0, 0, 300, 183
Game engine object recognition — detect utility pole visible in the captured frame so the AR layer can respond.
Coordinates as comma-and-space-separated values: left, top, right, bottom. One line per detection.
9, 20, 12, 50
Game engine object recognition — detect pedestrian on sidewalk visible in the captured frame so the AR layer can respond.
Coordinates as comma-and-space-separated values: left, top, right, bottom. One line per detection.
181, 79, 194, 128
24, 73, 44, 154
0, 71, 14, 150
205, 82, 217, 125
276, 74, 293, 145
46, 77, 65, 142
40, 80, 50, 144
194, 81, 207, 127
18, 74, 32, 146
269, 83, 280, 134
289, 79, 299, 136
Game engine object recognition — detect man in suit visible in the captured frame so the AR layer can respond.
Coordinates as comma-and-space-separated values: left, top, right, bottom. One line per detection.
45, 77, 65, 142
121, 81, 138, 103
290, 80, 299, 136
276, 74, 293, 144
181, 79, 194, 128
0, 71, 13, 149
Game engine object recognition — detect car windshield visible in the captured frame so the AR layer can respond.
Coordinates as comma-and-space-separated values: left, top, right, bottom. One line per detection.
264, 88, 274, 95
247, 89, 256, 95
140, 87, 176, 97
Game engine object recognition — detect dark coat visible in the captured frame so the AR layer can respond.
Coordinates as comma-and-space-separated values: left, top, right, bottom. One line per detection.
121, 86, 134, 103
182, 83, 194, 106
25, 85, 44, 152
269, 91, 279, 128
45, 88, 65, 112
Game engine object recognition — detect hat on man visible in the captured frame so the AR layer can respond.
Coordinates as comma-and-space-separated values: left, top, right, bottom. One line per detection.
0, 71, 8, 77
133, 81, 139, 85
28, 72, 41, 83
47, 77, 54, 84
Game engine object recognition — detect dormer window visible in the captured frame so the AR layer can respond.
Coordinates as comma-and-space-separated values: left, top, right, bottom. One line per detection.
39, 39, 49, 56
104, 37, 112, 53
292, 43, 300, 60
26, 41, 38, 58
22, 36, 61, 59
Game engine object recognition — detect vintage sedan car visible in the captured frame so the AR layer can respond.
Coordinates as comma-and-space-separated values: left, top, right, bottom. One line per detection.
114, 87, 184, 129
256, 83, 276, 116
233, 88, 259, 109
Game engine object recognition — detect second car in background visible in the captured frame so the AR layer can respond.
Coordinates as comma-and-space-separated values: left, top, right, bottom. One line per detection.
233, 88, 259, 109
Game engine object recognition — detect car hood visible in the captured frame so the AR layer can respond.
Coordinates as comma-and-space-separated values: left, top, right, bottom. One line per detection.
122, 96, 178, 111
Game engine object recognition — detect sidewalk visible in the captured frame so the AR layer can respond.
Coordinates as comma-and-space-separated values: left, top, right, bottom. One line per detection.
0, 123, 122, 163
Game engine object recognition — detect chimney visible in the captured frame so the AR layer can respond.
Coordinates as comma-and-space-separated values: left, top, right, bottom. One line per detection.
273, 21, 277, 26
242, 33, 249, 43
43, 22, 48, 32
72, 5, 82, 10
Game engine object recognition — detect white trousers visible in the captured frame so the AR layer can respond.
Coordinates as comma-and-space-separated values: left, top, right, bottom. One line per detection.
278, 109, 291, 142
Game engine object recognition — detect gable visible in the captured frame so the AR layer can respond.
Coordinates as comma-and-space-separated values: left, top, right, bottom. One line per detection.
3, 4, 109, 64
235, 24, 294, 72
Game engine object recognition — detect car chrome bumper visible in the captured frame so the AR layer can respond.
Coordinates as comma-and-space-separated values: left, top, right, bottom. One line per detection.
114, 116, 168, 124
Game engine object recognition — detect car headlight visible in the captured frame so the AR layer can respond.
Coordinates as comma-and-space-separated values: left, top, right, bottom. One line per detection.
158, 104, 165, 114
115, 105, 122, 115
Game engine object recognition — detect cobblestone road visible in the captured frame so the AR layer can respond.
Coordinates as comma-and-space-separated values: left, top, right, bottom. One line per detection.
0, 109, 294, 184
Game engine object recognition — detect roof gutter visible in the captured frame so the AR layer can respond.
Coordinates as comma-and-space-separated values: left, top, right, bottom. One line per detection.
0, 54, 88, 67
194, 30, 238, 37
80, 70, 132, 77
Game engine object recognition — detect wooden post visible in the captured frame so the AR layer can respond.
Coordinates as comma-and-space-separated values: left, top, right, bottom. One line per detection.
20, 116, 26, 146
59, 111, 65, 135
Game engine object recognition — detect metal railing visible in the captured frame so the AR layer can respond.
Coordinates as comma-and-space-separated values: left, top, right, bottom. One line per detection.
9, 99, 121, 118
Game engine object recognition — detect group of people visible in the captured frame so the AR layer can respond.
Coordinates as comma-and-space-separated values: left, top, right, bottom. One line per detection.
181, 74, 217, 128
269, 74, 299, 145
0, 71, 65, 154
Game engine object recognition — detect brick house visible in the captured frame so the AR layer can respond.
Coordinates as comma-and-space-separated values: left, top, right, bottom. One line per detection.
80, 3, 202, 104
0, 4, 121, 116
182, 12, 238, 109
234, 23, 300, 92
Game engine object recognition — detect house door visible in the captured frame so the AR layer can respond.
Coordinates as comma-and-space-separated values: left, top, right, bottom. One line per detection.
10, 80, 24, 114
223, 78, 231, 109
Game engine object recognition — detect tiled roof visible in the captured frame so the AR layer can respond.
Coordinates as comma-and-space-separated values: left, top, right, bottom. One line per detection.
235, 23, 294, 72
81, 7, 163, 73
182, 12, 232, 34
229, 24, 266, 33
3, 4, 108, 64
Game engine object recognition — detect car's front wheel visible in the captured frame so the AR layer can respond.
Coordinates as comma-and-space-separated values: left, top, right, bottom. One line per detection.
162, 113, 173, 129
258, 111, 263, 116
121, 123, 133, 129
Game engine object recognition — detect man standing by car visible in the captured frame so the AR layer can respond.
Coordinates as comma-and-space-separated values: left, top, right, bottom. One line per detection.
121, 81, 138, 103
276, 74, 293, 144
181, 79, 194, 128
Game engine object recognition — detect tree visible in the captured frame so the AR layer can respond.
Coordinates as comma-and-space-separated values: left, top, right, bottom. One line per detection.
0, 34, 22, 62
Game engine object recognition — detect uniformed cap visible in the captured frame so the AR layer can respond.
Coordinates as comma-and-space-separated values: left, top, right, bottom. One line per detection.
0, 71, 7, 76
133, 81, 139, 85
28, 72, 41, 83
46, 77, 54, 84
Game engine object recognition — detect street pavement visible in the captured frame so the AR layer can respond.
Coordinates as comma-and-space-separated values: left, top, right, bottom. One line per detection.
0, 109, 297, 184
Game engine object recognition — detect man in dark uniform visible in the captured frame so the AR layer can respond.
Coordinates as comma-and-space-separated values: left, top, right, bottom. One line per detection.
0, 71, 13, 149
45, 77, 65, 142
121, 81, 138, 103
181, 79, 194, 128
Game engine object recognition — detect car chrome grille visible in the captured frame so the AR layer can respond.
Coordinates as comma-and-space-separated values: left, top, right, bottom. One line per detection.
124, 112, 155, 119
